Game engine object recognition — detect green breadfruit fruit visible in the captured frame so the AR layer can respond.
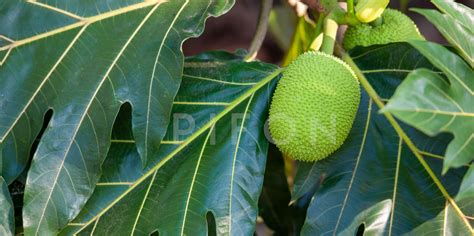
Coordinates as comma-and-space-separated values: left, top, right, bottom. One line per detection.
343, 9, 423, 50
269, 52, 360, 162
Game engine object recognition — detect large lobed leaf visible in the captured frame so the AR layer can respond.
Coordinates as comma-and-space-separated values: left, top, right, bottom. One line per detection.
383, 40, 473, 197
58, 51, 281, 235
293, 44, 473, 235
0, 0, 234, 234
415, 0, 473, 67
385, 0, 473, 201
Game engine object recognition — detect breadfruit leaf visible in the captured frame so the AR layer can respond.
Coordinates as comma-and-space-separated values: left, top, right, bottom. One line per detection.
258, 144, 301, 234
384, 40, 473, 173
0, 177, 14, 235
293, 43, 473, 235
409, 198, 473, 235
457, 165, 474, 202
431, 0, 474, 32
412, 5, 473, 67
0, 0, 234, 234
58, 52, 281, 235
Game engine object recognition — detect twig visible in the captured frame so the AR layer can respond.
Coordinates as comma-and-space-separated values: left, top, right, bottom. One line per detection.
245, 0, 273, 61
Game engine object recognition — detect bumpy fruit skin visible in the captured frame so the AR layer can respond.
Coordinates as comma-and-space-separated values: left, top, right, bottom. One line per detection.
269, 52, 360, 162
344, 9, 423, 50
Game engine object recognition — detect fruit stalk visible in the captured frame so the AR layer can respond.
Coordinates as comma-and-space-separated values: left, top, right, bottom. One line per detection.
320, 17, 338, 54
347, 0, 355, 15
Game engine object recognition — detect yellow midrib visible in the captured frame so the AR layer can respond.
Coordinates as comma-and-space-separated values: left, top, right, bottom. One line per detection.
0, 0, 165, 51
73, 69, 282, 234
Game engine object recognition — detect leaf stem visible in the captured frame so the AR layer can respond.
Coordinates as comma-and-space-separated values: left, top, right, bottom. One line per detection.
336, 44, 473, 232
320, 17, 338, 54
245, 0, 273, 61
347, 0, 355, 15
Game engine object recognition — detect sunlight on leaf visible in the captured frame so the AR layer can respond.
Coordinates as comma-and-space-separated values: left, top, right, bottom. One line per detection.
59, 51, 281, 235
384, 41, 473, 173
0, 0, 234, 234
412, 7, 473, 67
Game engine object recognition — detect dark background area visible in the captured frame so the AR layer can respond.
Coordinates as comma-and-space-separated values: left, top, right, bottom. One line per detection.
183, 0, 474, 64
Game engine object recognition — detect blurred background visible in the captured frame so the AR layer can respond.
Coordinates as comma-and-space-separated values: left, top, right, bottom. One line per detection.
183, 0, 474, 64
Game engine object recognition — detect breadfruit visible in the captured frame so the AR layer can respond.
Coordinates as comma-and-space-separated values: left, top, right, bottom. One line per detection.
355, 0, 389, 23
269, 52, 360, 162
343, 9, 423, 50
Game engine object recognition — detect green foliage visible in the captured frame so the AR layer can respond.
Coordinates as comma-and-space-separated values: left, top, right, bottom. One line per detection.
383, 0, 473, 203
258, 145, 299, 235
294, 43, 472, 235
0, 0, 473, 235
418, 0, 473, 67
59, 51, 281, 235
0, 177, 13, 235
384, 41, 473, 173
343, 9, 423, 49
0, 0, 234, 234
269, 52, 360, 162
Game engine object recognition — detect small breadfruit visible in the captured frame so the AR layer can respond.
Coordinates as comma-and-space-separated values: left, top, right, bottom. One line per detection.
343, 9, 423, 50
269, 52, 360, 162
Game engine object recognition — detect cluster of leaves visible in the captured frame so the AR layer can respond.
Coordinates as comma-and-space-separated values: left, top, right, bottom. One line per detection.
384, 0, 473, 201
0, 0, 472, 235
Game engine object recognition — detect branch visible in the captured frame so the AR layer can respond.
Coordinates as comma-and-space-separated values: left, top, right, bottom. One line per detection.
245, 0, 273, 61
